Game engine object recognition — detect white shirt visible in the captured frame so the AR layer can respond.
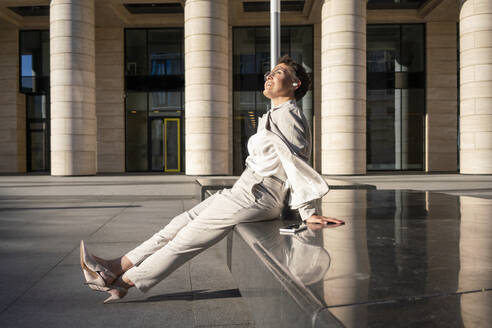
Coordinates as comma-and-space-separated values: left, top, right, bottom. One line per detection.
245, 114, 287, 180
244, 100, 329, 220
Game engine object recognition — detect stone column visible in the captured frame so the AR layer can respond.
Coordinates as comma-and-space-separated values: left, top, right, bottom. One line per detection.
321, 0, 366, 175
184, 0, 229, 175
459, 0, 492, 174
50, 0, 97, 176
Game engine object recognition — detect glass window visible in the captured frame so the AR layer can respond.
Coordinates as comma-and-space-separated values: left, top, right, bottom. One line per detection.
27, 93, 47, 119
125, 29, 147, 76
21, 55, 33, 78
20, 30, 50, 93
21, 31, 51, 172
126, 29, 184, 91
290, 26, 314, 134
41, 31, 49, 76
401, 25, 425, 73
149, 91, 182, 114
367, 24, 425, 171
254, 28, 271, 75
148, 30, 183, 76
367, 25, 400, 74
233, 26, 314, 174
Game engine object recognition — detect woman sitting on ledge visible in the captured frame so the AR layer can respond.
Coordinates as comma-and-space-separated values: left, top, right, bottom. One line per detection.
80, 55, 344, 303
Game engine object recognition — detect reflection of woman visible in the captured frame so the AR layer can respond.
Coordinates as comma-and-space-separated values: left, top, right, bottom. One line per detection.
80, 55, 344, 303
285, 229, 331, 286
260, 221, 331, 286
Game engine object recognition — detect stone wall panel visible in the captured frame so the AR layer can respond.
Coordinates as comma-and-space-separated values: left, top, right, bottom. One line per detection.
95, 26, 124, 173
426, 18, 458, 172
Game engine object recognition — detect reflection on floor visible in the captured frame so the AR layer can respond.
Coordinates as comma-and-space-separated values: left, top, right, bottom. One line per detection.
233, 189, 492, 328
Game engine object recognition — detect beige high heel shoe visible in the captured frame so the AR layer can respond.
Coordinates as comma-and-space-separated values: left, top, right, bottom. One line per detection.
103, 286, 128, 304
85, 283, 129, 304
80, 240, 116, 289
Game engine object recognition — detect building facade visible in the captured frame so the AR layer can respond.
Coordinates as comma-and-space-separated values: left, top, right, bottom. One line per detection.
0, 0, 490, 175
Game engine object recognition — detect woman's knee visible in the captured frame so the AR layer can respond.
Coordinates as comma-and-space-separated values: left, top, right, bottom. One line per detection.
165, 225, 228, 254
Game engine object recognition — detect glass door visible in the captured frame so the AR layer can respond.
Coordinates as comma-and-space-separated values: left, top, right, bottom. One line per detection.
150, 118, 163, 171
126, 92, 148, 171
149, 117, 181, 172
26, 94, 50, 171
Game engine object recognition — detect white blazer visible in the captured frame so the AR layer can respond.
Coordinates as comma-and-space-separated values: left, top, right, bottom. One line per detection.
259, 100, 329, 213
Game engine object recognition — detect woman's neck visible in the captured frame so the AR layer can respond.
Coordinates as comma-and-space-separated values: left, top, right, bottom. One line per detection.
272, 96, 295, 108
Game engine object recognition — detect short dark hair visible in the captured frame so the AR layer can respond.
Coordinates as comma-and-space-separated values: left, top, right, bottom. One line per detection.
278, 55, 311, 101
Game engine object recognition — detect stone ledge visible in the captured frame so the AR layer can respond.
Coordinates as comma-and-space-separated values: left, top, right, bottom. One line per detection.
196, 176, 376, 200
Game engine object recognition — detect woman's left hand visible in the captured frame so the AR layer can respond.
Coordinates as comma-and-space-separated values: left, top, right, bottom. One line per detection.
305, 215, 344, 230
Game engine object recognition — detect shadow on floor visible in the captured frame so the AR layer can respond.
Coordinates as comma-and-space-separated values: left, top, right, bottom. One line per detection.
124, 288, 242, 304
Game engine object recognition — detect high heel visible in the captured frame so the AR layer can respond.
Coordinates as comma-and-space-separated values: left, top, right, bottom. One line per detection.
85, 283, 128, 304
103, 286, 128, 304
80, 240, 116, 288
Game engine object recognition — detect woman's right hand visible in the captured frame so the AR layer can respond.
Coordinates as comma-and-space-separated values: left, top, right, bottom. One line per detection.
305, 215, 344, 230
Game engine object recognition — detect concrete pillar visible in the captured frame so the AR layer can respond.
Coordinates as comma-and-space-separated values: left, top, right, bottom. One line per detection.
0, 28, 25, 173
459, 0, 492, 174
184, 0, 229, 175
321, 0, 366, 175
50, 0, 97, 176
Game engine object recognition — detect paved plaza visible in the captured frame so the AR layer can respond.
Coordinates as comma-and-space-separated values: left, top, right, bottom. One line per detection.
0, 174, 491, 327
0, 175, 253, 328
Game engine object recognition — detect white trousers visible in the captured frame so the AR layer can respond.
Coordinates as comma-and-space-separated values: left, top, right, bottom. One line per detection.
124, 169, 287, 292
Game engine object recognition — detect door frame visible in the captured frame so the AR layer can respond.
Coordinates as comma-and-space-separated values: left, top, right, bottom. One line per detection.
163, 117, 181, 172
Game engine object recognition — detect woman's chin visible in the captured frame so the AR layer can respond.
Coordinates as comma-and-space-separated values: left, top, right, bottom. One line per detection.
263, 90, 271, 99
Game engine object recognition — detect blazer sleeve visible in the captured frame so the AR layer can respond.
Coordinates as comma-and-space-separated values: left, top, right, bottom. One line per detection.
298, 200, 318, 221
269, 105, 329, 209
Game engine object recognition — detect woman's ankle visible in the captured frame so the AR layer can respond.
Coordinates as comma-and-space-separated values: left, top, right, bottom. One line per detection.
92, 255, 133, 279
114, 274, 134, 290
92, 256, 119, 283
120, 256, 134, 273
